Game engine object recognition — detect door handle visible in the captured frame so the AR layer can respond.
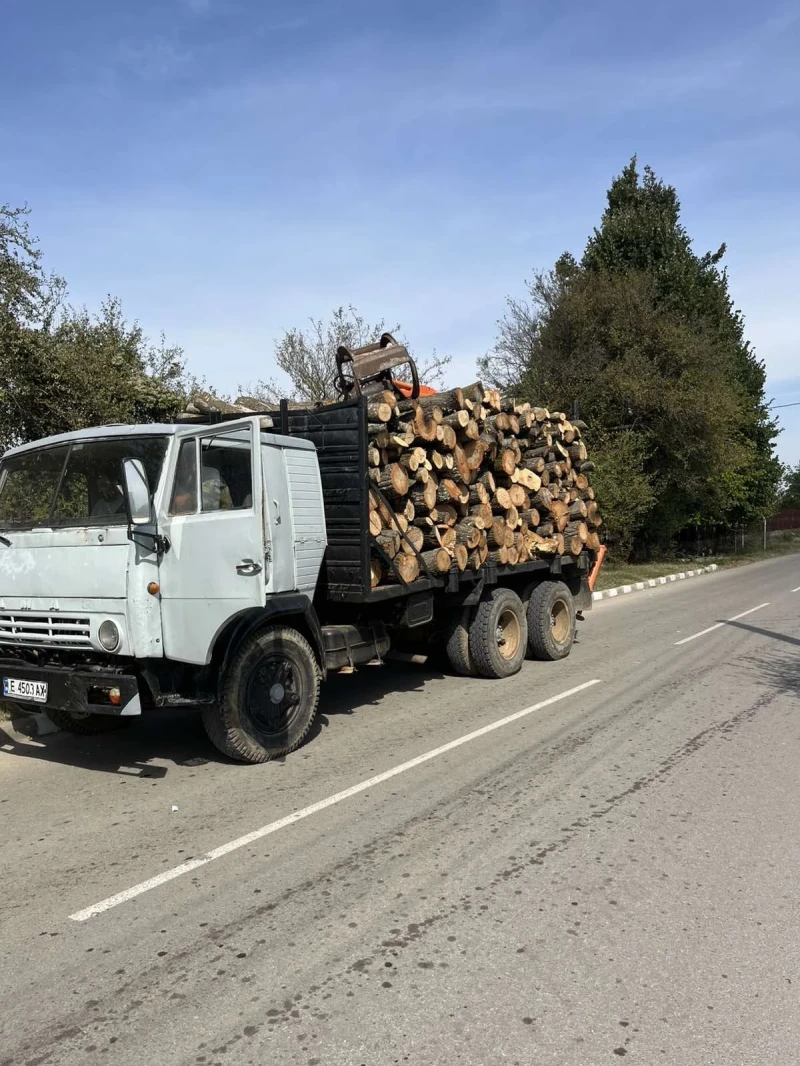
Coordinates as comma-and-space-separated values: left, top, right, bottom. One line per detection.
236, 559, 263, 576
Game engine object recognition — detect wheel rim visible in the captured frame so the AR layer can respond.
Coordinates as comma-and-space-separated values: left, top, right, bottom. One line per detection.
551, 598, 570, 643
244, 654, 303, 742
496, 607, 521, 660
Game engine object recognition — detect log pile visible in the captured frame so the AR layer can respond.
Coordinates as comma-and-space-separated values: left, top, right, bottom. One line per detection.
177, 391, 276, 422
366, 382, 602, 587
179, 382, 602, 590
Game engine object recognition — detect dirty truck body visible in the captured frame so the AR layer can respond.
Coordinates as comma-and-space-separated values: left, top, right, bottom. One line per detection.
0, 399, 594, 762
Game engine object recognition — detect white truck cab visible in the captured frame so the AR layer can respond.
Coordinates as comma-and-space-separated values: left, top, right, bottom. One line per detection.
0, 417, 348, 759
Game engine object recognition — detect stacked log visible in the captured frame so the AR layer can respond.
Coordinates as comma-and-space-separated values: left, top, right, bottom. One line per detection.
366, 382, 602, 585
181, 382, 602, 589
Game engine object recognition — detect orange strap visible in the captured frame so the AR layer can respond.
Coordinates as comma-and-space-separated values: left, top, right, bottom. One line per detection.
392, 379, 437, 398
588, 544, 607, 592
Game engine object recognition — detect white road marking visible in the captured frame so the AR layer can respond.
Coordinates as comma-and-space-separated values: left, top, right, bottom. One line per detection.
674, 602, 770, 646
70, 678, 603, 922
792, 586, 800, 593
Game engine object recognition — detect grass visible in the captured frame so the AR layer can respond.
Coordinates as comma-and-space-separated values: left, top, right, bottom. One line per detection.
595, 529, 800, 590
594, 558, 703, 589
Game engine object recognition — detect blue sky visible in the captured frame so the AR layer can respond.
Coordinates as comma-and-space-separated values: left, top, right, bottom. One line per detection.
2, 0, 799, 461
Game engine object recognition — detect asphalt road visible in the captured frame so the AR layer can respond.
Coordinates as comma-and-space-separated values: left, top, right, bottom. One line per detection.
1, 555, 799, 1066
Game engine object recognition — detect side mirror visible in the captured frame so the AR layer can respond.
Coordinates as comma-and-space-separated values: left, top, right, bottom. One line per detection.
122, 458, 152, 526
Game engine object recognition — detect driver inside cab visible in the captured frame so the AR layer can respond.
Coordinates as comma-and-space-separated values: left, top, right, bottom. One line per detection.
92, 474, 126, 517
170, 447, 233, 515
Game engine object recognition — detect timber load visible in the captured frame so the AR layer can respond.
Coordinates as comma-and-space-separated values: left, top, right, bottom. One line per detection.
361, 382, 602, 588
180, 381, 603, 591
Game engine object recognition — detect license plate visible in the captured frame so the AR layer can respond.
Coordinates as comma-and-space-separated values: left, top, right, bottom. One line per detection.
3, 677, 49, 703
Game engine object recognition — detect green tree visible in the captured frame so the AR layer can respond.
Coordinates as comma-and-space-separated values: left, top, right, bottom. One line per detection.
0, 203, 62, 324
778, 462, 800, 509
484, 160, 782, 554
521, 269, 749, 551
247, 305, 451, 404
580, 159, 781, 523
1, 205, 190, 450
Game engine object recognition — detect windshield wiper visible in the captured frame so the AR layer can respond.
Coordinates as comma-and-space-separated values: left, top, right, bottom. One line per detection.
0, 534, 11, 547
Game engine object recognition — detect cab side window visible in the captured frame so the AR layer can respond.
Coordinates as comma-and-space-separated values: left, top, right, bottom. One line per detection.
200, 433, 253, 512
169, 440, 198, 516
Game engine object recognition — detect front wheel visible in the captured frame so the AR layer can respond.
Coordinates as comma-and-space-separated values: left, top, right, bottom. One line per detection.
203, 625, 320, 763
44, 709, 132, 735
524, 580, 576, 661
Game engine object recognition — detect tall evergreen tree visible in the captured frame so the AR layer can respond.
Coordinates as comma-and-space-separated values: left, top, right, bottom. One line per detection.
484, 159, 782, 554
581, 159, 781, 523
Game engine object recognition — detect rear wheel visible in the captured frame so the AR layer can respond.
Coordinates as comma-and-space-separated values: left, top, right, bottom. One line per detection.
203, 625, 320, 763
44, 709, 132, 735
444, 608, 478, 676
468, 588, 527, 679
525, 580, 576, 661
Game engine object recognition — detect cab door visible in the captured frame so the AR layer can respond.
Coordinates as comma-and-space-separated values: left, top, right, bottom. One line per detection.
157, 420, 265, 665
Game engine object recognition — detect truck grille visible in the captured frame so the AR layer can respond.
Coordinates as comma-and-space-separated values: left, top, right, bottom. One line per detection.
0, 613, 92, 649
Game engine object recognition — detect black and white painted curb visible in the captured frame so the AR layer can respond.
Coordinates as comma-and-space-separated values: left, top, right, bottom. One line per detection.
593, 563, 719, 602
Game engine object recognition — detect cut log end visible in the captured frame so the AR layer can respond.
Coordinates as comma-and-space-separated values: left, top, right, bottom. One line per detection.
452, 543, 469, 571
366, 377, 599, 584
419, 547, 452, 574
385, 553, 421, 584
401, 526, 425, 554
370, 558, 383, 588
378, 464, 410, 500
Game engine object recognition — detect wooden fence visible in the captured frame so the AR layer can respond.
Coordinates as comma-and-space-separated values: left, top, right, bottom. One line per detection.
767, 509, 800, 532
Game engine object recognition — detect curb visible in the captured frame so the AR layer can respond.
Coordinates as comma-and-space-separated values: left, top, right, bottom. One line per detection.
592, 564, 719, 602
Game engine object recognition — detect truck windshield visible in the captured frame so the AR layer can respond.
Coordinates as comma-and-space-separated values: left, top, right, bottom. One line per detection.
0, 436, 169, 529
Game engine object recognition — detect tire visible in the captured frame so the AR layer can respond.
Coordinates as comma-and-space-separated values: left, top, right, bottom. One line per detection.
203, 625, 320, 763
468, 587, 528, 679
44, 709, 132, 735
524, 580, 576, 661
444, 608, 478, 676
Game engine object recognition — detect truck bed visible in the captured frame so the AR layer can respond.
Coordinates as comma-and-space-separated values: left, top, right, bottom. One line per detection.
270, 397, 593, 604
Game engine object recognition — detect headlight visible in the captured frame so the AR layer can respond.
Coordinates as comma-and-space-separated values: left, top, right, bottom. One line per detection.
98, 620, 121, 652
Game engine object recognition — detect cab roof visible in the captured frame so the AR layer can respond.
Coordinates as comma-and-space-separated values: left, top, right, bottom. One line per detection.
2, 419, 315, 459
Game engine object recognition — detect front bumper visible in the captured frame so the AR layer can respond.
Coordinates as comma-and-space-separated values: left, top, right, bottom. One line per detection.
0, 659, 141, 716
